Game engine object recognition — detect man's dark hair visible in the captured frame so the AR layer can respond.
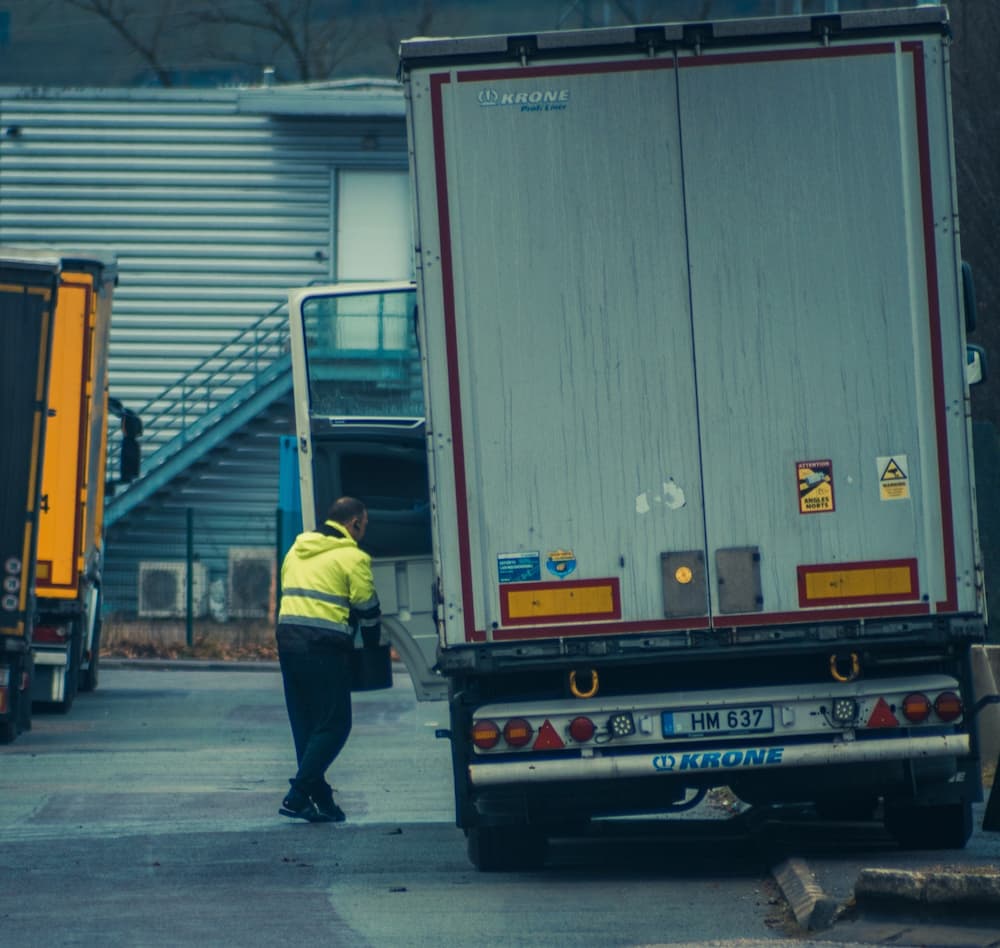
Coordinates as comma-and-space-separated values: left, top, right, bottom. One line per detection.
326, 496, 367, 525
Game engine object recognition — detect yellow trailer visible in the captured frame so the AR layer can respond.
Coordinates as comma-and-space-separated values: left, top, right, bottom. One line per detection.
31, 253, 117, 711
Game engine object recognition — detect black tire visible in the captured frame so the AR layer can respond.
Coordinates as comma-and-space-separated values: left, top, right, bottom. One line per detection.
79, 615, 101, 693
0, 718, 16, 744
884, 800, 973, 850
467, 825, 548, 872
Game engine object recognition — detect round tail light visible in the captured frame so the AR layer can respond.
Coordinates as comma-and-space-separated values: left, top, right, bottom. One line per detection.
472, 719, 500, 750
503, 717, 533, 747
568, 716, 596, 743
901, 692, 932, 724
934, 691, 962, 722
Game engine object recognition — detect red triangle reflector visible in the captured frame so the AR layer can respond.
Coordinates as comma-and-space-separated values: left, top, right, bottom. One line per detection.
533, 719, 565, 750
867, 697, 899, 729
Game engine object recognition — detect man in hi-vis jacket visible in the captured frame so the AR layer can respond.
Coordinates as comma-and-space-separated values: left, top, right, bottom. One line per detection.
276, 496, 381, 822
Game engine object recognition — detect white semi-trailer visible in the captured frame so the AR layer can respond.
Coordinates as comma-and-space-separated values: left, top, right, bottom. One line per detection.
395, 6, 988, 869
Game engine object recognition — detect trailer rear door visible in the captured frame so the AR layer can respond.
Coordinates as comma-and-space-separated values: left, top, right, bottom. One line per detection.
0, 250, 60, 641
677, 40, 971, 624
404, 14, 976, 646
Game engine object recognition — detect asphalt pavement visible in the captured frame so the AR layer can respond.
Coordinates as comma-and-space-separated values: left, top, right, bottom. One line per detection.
95, 656, 1000, 947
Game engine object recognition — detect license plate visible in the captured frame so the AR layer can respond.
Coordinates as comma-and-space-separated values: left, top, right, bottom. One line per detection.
662, 704, 774, 738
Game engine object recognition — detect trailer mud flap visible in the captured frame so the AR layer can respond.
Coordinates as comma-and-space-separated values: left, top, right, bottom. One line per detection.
468, 734, 970, 786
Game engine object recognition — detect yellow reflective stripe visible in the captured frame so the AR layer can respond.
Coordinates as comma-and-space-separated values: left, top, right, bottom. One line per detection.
282, 587, 350, 608
277, 614, 351, 635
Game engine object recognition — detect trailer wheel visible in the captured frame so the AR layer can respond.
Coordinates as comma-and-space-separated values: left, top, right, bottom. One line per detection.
884, 800, 973, 850
467, 825, 548, 872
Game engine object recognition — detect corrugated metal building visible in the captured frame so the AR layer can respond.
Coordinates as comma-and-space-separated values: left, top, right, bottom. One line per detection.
0, 80, 412, 619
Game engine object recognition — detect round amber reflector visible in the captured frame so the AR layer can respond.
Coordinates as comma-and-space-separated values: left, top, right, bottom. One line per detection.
503, 717, 534, 748
472, 719, 501, 750
934, 691, 962, 722
568, 716, 596, 743
901, 692, 932, 724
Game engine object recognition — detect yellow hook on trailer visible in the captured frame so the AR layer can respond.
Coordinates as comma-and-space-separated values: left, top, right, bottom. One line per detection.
569, 668, 599, 699
829, 652, 861, 683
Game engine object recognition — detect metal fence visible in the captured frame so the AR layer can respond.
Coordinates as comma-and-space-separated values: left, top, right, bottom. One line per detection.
102, 507, 292, 649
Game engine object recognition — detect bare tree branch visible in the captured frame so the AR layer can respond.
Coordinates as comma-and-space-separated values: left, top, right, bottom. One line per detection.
61, 0, 180, 86
190, 0, 364, 81
377, 0, 436, 59
44, 0, 370, 83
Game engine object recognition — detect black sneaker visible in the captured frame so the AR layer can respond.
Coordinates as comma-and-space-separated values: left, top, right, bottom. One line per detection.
279, 790, 331, 823
311, 795, 346, 823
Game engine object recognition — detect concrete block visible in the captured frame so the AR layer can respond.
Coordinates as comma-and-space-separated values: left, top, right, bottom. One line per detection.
773, 856, 840, 930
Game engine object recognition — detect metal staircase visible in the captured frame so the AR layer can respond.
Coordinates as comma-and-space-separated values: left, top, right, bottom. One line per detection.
104, 285, 425, 529
104, 298, 293, 527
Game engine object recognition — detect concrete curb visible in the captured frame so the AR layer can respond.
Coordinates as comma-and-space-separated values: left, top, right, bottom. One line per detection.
100, 657, 409, 673
855, 867, 1000, 911
771, 860, 1000, 935
101, 657, 280, 672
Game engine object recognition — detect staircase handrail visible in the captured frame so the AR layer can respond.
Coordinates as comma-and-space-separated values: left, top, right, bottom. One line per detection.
107, 295, 292, 478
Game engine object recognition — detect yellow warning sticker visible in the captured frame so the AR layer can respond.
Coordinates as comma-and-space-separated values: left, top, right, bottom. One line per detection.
877, 454, 910, 501
798, 459, 835, 514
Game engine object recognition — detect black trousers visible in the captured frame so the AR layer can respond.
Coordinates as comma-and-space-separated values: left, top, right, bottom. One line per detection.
277, 633, 353, 798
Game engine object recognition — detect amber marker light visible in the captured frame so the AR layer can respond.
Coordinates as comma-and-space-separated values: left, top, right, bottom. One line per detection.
503, 718, 534, 748
901, 693, 932, 724
471, 719, 501, 749
934, 691, 962, 722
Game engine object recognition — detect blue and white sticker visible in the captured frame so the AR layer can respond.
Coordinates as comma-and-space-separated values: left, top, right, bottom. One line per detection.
498, 552, 540, 584
546, 550, 577, 578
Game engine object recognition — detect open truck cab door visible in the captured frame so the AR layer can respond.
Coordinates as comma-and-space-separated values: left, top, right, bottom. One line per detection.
285, 281, 445, 701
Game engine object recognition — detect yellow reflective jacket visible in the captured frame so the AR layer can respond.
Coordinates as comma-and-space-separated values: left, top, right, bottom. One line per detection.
278, 520, 381, 646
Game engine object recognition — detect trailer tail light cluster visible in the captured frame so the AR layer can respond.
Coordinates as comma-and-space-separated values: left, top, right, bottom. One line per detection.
866, 690, 962, 728
471, 685, 965, 754
473, 713, 610, 752
472, 714, 601, 752
31, 624, 67, 645
0, 665, 25, 713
